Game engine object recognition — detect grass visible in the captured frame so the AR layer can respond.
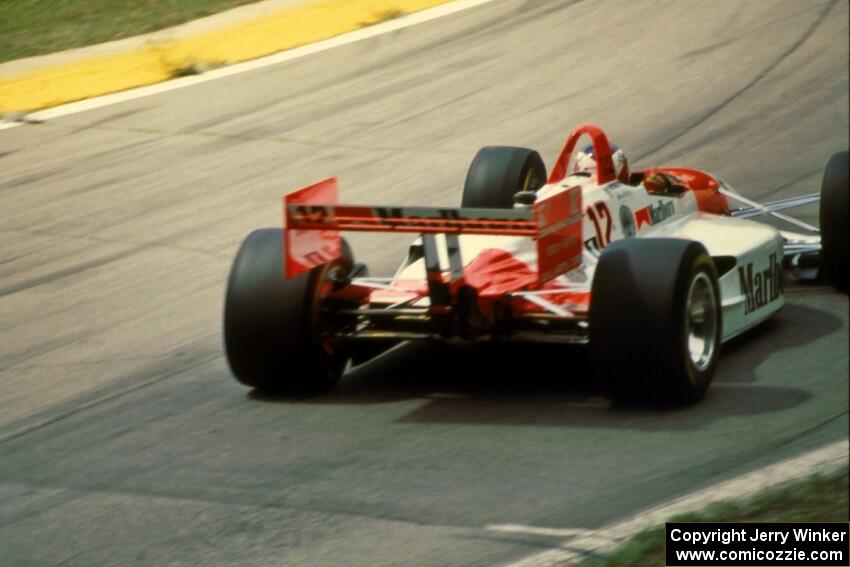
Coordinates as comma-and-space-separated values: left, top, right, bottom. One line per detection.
584, 467, 849, 567
0, 0, 264, 64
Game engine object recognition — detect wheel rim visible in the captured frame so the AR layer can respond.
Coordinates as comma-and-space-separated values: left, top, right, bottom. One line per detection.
685, 271, 718, 372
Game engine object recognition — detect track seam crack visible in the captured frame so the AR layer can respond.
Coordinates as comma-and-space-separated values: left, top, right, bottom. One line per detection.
636, 0, 838, 162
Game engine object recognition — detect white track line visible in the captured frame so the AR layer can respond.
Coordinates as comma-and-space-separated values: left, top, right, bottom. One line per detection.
506, 438, 849, 567
487, 525, 595, 538
1, 0, 499, 131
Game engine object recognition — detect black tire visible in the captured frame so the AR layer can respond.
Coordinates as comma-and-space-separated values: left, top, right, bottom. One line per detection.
589, 238, 722, 405
223, 229, 353, 393
820, 151, 848, 292
461, 146, 547, 208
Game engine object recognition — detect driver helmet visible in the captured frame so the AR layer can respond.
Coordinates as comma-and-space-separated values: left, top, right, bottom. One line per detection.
572, 143, 630, 184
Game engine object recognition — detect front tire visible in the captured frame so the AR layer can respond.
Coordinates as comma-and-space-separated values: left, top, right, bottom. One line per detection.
590, 238, 722, 405
461, 146, 547, 208
223, 229, 351, 394
820, 151, 848, 292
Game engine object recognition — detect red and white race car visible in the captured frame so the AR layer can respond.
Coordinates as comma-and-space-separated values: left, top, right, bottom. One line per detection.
224, 124, 847, 405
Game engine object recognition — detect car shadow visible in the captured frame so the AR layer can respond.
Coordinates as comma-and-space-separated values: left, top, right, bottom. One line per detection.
250, 294, 845, 429
716, 296, 844, 384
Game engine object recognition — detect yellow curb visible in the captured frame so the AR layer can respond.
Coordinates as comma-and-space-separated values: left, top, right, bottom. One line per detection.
0, 0, 452, 114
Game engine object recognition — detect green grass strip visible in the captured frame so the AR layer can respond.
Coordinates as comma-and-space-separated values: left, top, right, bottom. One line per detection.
0, 0, 262, 64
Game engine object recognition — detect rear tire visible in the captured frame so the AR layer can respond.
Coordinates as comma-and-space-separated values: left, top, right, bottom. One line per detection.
223, 229, 352, 394
820, 151, 848, 292
461, 146, 547, 208
590, 238, 722, 405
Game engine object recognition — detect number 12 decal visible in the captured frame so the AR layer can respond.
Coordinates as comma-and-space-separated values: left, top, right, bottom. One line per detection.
586, 201, 612, 249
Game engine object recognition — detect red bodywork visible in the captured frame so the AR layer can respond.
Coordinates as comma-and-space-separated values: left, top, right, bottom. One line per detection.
648, 166, 730, 215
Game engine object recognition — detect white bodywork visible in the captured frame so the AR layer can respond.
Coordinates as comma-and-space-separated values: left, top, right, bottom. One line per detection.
384, 173, 786, 342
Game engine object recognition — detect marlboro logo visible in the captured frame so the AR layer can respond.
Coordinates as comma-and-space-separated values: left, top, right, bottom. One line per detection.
738, 253, 783, 315
635, 200, 675, 229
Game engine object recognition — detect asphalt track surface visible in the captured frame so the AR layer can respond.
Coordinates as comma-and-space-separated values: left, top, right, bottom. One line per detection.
1, 1, 848, 565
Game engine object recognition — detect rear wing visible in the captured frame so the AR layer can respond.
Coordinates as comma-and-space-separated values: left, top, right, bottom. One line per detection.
283, 178, 582, 288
